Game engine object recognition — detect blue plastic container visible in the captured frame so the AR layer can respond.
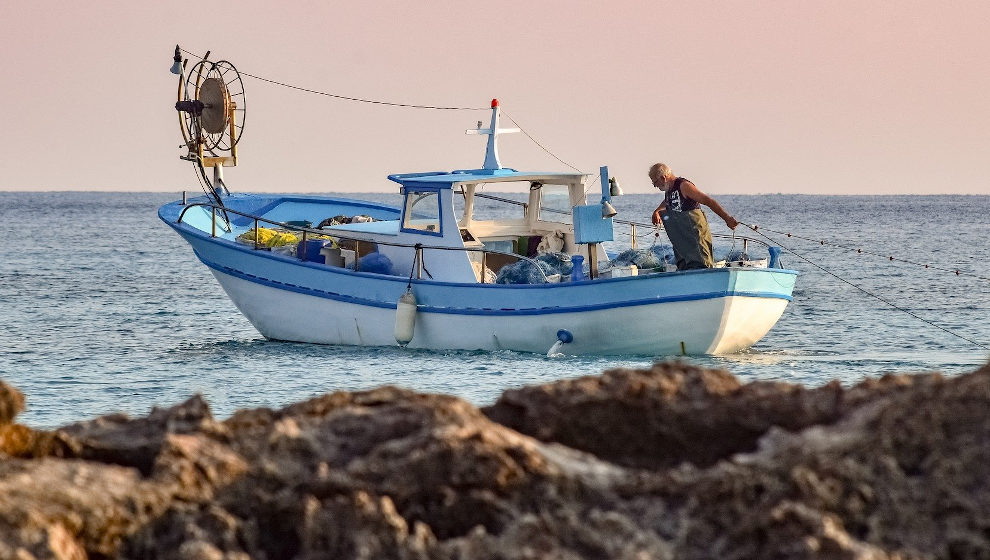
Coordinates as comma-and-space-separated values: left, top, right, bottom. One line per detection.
570, 255, 585, 281
298, 239, 330, 263
356, 251, 393, 275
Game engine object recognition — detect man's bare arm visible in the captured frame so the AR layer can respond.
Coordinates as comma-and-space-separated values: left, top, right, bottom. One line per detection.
652, 202, 666, 225
679, 181, 738, 229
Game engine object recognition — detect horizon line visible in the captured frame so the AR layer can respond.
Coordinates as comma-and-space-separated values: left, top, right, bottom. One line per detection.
2, 189, 989, 197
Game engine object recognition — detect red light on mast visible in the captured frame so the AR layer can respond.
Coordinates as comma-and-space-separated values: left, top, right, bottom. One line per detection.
491, 98, 499, 108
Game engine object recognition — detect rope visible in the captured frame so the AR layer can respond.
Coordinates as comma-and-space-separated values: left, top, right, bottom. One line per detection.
749, 224, 990, 282
583, 174, 601, 196
241, 71, 487, 111
613, 226, 665, 239
406, 244, 422, 290
502, 112, 584, 173
179, 47, 485, 111
740, 222, 989, 351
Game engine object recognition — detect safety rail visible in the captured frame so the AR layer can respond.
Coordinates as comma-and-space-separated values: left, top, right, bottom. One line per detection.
177, 202, 559, 283
471, 191, 771, 255
178, 200, 773, 283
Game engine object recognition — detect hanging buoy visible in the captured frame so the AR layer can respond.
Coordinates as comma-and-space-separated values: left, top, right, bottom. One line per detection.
394, 288, 417, 346
547, 329, 573, 357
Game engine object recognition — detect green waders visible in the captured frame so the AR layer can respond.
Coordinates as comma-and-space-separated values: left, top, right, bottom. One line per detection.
662, 208, 714, 270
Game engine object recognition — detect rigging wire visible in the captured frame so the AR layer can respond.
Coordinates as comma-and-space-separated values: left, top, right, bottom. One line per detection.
583, 174, 601, 196
178, 48, 587, 173
740, 222, 989, 351
241, 71, 488, 111
194, 156, 231, 227
748, 224, 990, 282
502, 112, 584, 173
179, 47, 486, 111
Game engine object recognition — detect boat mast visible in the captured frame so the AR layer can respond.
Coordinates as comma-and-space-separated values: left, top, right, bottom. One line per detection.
466, 99, 519, 170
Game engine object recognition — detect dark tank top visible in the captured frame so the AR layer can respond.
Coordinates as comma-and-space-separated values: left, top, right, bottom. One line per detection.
664, 178, 700, 212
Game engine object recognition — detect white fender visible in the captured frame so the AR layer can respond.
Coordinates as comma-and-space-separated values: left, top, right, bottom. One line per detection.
394, 289, 417, 346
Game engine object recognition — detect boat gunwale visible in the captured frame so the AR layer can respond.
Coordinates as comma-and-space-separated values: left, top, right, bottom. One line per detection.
162, 203, 799, 292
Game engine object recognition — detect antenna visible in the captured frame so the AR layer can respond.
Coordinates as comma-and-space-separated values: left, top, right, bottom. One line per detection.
173, 46, 246, 196
465, 99, 519, 170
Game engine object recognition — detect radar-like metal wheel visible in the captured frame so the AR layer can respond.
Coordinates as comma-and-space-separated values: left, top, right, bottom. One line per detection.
177, 58, 246, 157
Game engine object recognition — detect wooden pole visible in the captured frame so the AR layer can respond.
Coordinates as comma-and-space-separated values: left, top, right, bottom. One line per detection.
588, 243, 599, 279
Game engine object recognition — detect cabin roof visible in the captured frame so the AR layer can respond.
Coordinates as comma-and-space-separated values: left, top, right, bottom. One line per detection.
387, 168, 587, 189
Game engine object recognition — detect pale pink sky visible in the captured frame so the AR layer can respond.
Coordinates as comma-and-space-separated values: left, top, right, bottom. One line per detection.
1, 1, 988, 194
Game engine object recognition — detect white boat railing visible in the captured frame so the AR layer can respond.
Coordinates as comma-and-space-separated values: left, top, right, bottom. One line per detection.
179, 197, 772, 282
177, 202, 559, 283
471, 191, 770, 254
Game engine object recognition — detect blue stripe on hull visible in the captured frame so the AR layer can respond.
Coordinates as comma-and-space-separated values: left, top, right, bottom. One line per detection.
197, 252, 792, 317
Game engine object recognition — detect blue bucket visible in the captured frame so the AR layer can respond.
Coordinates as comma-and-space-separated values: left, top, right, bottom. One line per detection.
298, 239, 330, 263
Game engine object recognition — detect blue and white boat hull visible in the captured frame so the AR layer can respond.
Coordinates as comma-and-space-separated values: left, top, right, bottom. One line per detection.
174, 223, 796, 356
210, 266, 791, 354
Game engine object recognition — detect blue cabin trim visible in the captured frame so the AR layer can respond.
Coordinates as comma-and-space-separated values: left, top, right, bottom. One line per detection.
387, 168, 584, 190
399, 184, 446, 237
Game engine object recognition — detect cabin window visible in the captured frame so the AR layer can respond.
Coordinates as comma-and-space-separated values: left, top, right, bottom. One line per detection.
453, 189, 466, 224
470, 189, 528, 221
402, 190, 441, 234
539, 184, 573, 224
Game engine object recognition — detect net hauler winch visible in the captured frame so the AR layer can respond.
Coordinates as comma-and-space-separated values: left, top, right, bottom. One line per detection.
171, 45, 246, 201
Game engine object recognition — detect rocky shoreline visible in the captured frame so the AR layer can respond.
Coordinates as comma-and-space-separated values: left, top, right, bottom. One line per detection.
2, 361, 989, 559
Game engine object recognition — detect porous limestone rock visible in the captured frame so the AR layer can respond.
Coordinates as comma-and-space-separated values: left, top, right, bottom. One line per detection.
483, 361, 946, 470
0, 362, 988, 559
0, 380, 25, 425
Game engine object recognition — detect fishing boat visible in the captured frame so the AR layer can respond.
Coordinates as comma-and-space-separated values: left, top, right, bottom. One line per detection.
159, 49, 798, 355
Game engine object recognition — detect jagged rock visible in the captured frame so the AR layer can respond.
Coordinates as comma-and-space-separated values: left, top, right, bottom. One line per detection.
613, 365, 990, 559
0, 459, 174, 559
1, 363, 989, 559
440, 509, 673, 560
124, 503, 253, 560
483, 362, 956, 471
0, 384, 75, 459
55, 395, 228, 475
0, 380, 25, 425
0, 423, 35, 456
204, 386, 625, 557
484, 362, 848, 469
151, 433, 249, 501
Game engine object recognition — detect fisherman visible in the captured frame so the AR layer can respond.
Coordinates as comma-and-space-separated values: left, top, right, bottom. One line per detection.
650, 163, 738, 270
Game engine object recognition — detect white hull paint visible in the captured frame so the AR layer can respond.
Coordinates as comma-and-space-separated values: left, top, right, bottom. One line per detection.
212, 269, 789, 356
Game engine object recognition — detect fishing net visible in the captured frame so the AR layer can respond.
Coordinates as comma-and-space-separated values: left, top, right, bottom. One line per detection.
610, 245, 675, 270
495, 258, 556, 284
317, 215, 377, 228
716, 248, 750, 262
535, 252, 573, 277
236, 227, 299, 248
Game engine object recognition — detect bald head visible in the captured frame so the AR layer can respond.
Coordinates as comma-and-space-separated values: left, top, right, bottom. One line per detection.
649, 163, 675, 190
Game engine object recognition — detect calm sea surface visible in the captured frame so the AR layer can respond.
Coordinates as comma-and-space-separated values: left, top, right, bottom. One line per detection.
1, 192, 988, 428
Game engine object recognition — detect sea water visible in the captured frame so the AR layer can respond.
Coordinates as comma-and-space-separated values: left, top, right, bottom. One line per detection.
1, 192, 988, 428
